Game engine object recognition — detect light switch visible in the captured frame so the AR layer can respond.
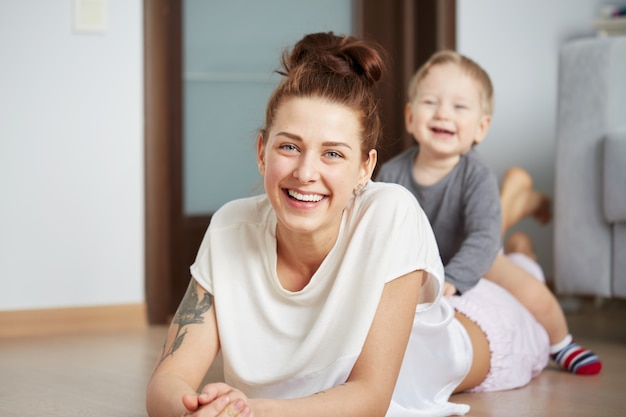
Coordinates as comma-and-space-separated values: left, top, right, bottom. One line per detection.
73, 0, 108, 34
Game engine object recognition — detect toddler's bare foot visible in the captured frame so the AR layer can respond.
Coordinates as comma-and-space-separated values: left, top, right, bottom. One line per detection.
532, 193, 552, 225
500, 167, 552, 234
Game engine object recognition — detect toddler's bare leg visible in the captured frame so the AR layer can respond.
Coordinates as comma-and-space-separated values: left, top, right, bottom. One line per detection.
484, 254, 568, 345
500, 167, 551, 236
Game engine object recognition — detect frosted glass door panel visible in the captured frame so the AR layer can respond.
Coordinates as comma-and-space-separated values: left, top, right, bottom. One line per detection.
184, 0, 352, 214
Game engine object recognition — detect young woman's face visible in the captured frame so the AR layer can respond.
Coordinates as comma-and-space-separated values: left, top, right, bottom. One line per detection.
257, 96, 376, 239
405, 63, 490, 159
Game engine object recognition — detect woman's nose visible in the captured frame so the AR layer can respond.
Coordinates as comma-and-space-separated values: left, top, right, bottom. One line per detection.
293, 153, 320, 183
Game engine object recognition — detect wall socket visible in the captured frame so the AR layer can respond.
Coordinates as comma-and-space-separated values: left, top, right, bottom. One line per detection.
73, 0, 108, 34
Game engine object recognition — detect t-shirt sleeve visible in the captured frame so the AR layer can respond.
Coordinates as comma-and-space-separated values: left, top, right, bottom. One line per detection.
363, 183, 444, 310
189, 200, 241, 295
443, 166, 502, 294
189, 225, 215, 295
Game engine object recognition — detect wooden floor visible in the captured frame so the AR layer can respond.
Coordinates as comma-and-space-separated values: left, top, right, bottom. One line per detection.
1, 298, 625, 417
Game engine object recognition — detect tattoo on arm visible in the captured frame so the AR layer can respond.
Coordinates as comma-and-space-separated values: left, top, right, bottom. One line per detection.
159, 281, 213, 363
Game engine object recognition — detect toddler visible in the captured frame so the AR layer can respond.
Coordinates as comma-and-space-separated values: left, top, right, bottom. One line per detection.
376, 50, 601, 376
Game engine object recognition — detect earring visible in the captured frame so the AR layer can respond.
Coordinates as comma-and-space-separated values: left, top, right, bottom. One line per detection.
353, 183, 363, 197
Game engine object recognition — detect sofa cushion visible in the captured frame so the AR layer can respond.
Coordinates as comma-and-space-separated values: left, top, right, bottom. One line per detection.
603, 132, 626, 223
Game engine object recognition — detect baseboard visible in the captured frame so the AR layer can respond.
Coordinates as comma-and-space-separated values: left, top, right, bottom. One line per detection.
0, 303, 147, 338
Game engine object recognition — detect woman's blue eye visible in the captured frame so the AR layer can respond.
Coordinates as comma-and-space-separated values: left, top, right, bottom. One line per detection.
326, 151, 342, 158
281, 144, 297, 151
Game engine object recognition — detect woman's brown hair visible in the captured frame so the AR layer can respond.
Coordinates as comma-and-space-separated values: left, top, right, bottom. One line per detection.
261, 32, 387, 160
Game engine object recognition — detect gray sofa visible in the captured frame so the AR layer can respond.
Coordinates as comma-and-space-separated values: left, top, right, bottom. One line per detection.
554, 36, 626, 298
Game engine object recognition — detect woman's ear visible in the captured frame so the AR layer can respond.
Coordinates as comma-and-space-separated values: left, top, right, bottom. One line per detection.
256, 133, 266, 175
358, 149, 378, 184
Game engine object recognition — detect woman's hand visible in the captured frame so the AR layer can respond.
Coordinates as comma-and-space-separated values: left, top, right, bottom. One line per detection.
181, 382, 252, 417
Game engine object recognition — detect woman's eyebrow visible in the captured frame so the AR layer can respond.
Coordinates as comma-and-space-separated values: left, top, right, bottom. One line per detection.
275, 131, 302, 141
275, 131, 353, 150
323, 141, 352, 150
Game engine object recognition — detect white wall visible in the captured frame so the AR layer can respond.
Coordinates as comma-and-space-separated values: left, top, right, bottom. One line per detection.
457, 0, 613, 280
0, 1, 613, 310
0, 0, 144, 310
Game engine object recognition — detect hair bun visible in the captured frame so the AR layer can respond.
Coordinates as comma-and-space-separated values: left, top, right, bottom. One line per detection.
281, 32, 385, 87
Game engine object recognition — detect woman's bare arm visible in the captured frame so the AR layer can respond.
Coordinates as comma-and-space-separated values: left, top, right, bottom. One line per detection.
146, 279, 221, 417
251, 270, 423, 417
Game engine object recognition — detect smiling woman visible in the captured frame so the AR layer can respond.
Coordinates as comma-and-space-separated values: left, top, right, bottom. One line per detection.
146, 32, 479, 417
257, 97, 375, 247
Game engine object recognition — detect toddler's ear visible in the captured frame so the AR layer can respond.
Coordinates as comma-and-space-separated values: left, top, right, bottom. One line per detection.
404, 102, 414, 133
473, 114, 492, 145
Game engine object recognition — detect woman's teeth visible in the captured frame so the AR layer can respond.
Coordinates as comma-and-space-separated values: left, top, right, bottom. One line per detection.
288, 190, 324, 202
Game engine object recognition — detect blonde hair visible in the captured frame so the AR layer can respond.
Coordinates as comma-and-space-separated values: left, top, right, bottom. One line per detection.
407, 50, 494, 115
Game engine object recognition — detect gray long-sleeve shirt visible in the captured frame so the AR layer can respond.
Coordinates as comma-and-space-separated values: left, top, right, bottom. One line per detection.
376, 146, 501, 294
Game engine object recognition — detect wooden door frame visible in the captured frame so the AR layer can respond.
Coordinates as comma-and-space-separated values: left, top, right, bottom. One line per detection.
144, 0, 183, 324
143, 0, 455, 324
354, 0, 456, 166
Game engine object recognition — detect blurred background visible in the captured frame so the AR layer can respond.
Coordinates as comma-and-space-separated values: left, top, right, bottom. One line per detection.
0, 0, 621, 326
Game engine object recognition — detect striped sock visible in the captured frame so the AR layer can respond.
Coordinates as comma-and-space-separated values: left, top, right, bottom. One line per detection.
550, 335, 602, 375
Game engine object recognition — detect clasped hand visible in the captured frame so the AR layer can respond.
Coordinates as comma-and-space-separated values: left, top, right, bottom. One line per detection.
182, 382, 252, 417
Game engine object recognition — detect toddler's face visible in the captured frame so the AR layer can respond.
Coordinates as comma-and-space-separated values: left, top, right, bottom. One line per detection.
405, 63, 490, 160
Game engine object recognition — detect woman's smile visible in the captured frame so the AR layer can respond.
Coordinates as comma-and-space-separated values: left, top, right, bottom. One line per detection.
285, 189, 326, 203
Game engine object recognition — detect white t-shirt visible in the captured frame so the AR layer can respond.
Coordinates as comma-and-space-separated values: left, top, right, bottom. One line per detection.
191, 181, 471, 416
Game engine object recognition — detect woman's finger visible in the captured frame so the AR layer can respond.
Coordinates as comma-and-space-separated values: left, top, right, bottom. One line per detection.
218, 399, 251, 417
182, 393, 200, 411
198, 382, 234, 404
